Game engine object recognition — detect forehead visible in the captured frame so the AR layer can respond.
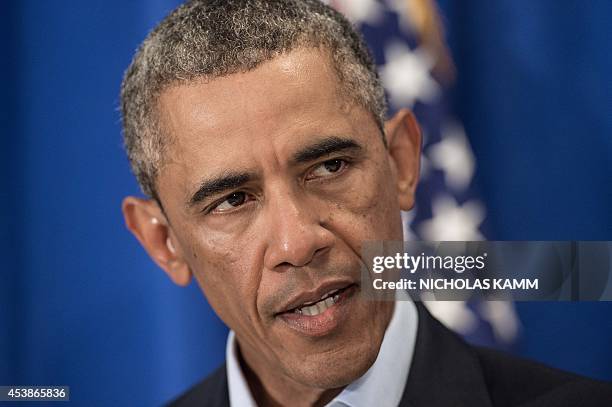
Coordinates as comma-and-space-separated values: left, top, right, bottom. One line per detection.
157, 47, 348, 137
155, 47, 377, 197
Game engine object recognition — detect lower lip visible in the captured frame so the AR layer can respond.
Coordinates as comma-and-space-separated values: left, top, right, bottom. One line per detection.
276, 285, 357, 337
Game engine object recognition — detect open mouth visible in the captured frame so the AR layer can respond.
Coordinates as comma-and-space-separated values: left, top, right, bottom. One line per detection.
275, 283, 358, 337
289, 285, 352, 316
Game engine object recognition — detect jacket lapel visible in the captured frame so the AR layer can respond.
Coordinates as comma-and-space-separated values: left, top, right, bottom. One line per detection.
398, 303, 493, 407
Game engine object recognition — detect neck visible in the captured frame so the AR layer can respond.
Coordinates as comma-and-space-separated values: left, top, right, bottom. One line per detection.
236, 340, 343, 407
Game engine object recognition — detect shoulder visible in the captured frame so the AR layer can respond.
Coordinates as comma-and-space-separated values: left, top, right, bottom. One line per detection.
406, 302, 612, 407
473, 345, 612, 406
166, 364, 229, 407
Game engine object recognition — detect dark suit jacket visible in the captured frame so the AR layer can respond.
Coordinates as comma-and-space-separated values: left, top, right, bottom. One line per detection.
168, 303, 612, 406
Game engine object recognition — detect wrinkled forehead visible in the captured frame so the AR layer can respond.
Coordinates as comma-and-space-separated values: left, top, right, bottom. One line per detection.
155, 47, 358, 164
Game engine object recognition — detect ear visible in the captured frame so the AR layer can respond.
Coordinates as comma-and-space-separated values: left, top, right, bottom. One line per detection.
384, 109, 422, 211
121, 197, 192, 286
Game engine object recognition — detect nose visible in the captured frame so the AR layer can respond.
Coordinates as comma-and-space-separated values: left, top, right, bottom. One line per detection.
263, 187, 334, 271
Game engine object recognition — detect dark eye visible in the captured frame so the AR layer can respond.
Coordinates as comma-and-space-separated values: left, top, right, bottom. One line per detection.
307, 159, 348, 179
212, 192, 249, 212
324, 159, 343, 172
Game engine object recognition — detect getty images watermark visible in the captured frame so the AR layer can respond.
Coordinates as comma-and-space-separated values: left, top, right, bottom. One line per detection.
361, 241, 612, 301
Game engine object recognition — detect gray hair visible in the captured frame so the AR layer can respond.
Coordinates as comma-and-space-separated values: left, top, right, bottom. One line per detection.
120, 0, 387, 199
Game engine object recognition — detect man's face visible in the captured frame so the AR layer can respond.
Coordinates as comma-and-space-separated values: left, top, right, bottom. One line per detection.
154, 48, 410, 388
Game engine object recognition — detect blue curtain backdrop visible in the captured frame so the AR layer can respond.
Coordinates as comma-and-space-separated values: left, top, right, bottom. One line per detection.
0, 1, 228, 405
1, 1, 611, 406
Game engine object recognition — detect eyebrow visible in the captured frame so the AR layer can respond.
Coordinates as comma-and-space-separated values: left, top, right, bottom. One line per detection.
188, 172, 254, 207
291, 136, 363, 164
187, 136, 362, 208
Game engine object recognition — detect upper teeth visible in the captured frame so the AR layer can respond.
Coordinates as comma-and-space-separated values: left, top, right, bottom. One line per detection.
295, 291, 341, 316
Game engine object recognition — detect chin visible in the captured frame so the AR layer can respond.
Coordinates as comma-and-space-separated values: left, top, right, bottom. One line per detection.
284, 336, 382, 389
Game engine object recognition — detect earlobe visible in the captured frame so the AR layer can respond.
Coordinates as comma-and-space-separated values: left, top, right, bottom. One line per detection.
165, 256, 192, 286
384, 109, 422, 211
121, 196, 192, 286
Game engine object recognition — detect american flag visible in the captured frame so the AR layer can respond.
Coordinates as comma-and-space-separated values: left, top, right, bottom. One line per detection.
327, 0, 520, 349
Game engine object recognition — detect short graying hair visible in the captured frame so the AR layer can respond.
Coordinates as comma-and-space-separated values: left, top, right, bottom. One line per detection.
120, 0, 387, 199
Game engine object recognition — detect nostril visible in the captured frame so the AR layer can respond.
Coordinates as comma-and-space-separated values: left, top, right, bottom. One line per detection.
313, 246, 330, 258
273, 261, 297, 273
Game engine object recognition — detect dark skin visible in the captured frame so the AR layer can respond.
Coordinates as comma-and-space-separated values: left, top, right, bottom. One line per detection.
122, 47, 421, 407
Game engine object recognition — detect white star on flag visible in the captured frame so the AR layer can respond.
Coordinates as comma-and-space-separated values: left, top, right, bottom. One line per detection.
379, 42, 441, 108
419, 194, 485, 241
428, 121, 476, 191
421, 293, 478, 335
478, 301, 521, 344
325, 0, 385, 26
385, 0, 416, 35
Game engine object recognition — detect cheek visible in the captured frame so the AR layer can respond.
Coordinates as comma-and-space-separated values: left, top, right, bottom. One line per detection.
330, 159, 403, 246
184, 230, 264, 328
